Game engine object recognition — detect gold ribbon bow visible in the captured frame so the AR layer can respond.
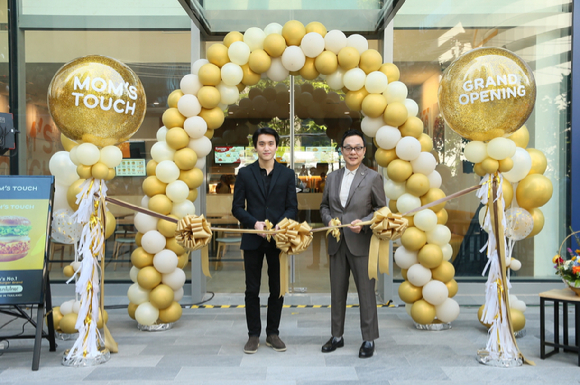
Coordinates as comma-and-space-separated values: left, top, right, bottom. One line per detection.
368, 207, 408, 281
274, 218, 314, 297
327, 218, 342, 241
176, 214, 213, 277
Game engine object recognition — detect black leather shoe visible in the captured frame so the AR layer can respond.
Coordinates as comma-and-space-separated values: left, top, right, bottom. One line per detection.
321, 336, 344, 353
359, 340, 374, 358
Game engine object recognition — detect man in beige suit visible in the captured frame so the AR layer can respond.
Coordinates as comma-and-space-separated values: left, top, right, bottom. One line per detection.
320, 129, 386, 358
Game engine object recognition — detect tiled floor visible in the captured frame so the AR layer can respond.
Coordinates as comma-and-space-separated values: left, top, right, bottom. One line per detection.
1, 292, 579, 384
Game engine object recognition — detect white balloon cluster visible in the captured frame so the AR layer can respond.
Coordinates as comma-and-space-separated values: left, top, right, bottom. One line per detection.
48, 299, 108, 335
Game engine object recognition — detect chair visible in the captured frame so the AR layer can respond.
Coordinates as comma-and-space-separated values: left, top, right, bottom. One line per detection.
214, 232, 243, 270
49, 239, 75, 271
111, 230, 137, 270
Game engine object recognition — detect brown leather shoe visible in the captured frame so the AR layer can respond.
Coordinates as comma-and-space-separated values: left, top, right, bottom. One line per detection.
243, 336, 259, 354
266, 334, 287, 352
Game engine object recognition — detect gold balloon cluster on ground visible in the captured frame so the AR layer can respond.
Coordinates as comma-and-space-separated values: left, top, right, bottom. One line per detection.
46, 300, 109, 334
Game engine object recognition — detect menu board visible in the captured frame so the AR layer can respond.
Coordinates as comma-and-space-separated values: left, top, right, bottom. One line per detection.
0, 176, 53, 305
115, 159, 146, 176
305, 146, 336, 163
214, 146, 244, 163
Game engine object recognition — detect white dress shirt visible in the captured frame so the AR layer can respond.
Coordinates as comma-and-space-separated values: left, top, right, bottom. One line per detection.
339, 167, 358, 207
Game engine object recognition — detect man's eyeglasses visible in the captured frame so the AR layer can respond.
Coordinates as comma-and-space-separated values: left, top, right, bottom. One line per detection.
342, 146, 365, 153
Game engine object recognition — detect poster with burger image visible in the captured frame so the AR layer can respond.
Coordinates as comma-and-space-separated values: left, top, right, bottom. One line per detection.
0, 216, 32, 262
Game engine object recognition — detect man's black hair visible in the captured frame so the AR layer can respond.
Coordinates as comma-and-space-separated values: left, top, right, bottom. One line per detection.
252, 127, 279, 148
340, 129, 365, 148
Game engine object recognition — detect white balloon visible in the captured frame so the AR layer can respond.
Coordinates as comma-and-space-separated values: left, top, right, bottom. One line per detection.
177, 94, 202, 117
396, 193, 422, 215
71, 261, 81, 273
127, 283, 151, 305
404, 98, 419, 118
53, 182, 73, 212
129, 266, 140, 283
191, 59, 209, 76
422, 280, 449, 306
435, 298, 460, 323
343, 68, 366, 91
384, 81, 408, 104
156, 126, 168, 142
162, 268, 186, 291
183, 116, 208, 139
188, 136, 213, 158
99, 146, 123, 168
441, 244, 453, 261
72, 300, 81, 314
180, 74, 203, 95
396, 137, 422, 161
512, 299, 527, 312
69, 146, 81, 166
156, 160, 180, 184
135, 302, 159, 326
405, 303, 413, 317
221, 63, 244, 86
264, 22, 283, 35
463, 141, 487, 163
171, 200, 196, 218
166, 180, 189, 203
426, 225, 452, 246
360, 116, 384, 138
479, 207, 491, 233
510, 259, 522, 271
244, 27, 266, 52
216, 83, 239, 105
173, 287, 184, 302
407, 263, 432, 287
326, 68, 345, 90
141, 195, 150, 208
365, 71, 389, 94
141, 230, 167, 254
487, 137, 516, 160
60, 299, 75, 315
228, 41, 251, 65
300, 32, 325, 58
76, 143, 100, 166
134, 212, 159, 234
394, 246, 418, 269
375, 125, 401, 150
153, 249, 179, 274
427, 171, 442, 189
266, 57, 289, 82
384, 179, 406, 200
502, 147, 532, 183
346, 34, 368, 55
414, 210, 438, 232
281, 46, 306, 72
49, 151, 79, 186
195, 157, 206, 170
411, 152, 437, 175
150, 141, 176, 162
324, 30, 347, 54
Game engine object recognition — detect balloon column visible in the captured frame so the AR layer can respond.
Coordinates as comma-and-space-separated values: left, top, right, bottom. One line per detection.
47, 55, 146, 365
439, 47, 548, 366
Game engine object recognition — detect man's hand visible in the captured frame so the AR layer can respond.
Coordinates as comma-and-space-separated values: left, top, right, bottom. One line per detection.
349, 219, 362, 234
255, 221, 267, 238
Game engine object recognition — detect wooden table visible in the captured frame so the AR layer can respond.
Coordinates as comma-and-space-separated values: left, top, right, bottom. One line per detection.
539, 288, 580, 366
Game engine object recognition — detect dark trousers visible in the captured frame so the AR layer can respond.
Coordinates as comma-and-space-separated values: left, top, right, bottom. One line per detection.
243, 246, 284, 337
329, 240, 379, 341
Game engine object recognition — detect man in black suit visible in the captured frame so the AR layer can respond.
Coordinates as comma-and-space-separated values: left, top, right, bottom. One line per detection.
232, 127, 298, 354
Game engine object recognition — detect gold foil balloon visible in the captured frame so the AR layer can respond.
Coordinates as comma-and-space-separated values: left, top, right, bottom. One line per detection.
131, 247, 154, 268
47, 55, 146, 147
418, 244, 443, 269
527, 148, 548, 175
167, 89, 184, 109
150, 284, 174, 310
158, 301, 183, 323
263, 34, 286, 58
411, 299, 436, 325
438, 47, 536, 141
387, 159, 413, 183
401, 227, 427, 251
527, 208, 544, 238
398, 281, 423, 304
515, 174, 553, 210
137, 266, 162, 290
431, 260, 455, 283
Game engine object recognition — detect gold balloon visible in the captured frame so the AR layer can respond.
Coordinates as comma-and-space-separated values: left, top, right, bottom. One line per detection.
188, 189, 198, 202
361, 94, 387, 118
338, 47, 360, 70
526, 207, 544, 238
59, 313, 78, 334
404, 215, 414, 228
197, 86, 221, 110
104, 210, 116, 239
148, 194, 172, 215
198, 63, 221, 86
131, 247, 153, 268
388, 199, 398, 213
142, 176, 167, 197
137, 266, 162, 290
174, 147, 197, 170
177, 252, 189, 269
241, 64, 260, 86
477, 305, 492, 328
162, 108, 186, 129
135, 232, 143, 247
445, 279, 458, 297
359, 49, 382, 74
207, 43, 230, 67
401, 268, 408, 280
306, 21, 327, 36
401, 227, 427, 251
418, 133, 433, 152
411, 299, 436, 325
47, 55, 146, 147
248, 49, 272, 74
515, 174, 553, 209
263, 34, 286, 58
157, 215, 179, 238
158, 301, 183, 323
345, 88, 369, 111
166, 127, 190, 150
431, 261, 455, 283
510, 308, 526, 332
481, 157, 499, 174
128, 302, 138, 320
387, 159, 413, 183
204, 129, 215, 139
299, 57, 319, 80
76, 165, 92, 179
237, 83, 246, 92
315, 51, 338, 75
406, 173, 430, 197
150, 284, 175, 310
167, 89, 184, 109
418, 244, 443, 269
398, 280, 423, 304
223, 31, 243, 48
527, 148, 547, 175
379, 63, 400, 83
60, 133, 78, 151
146, 160, 158, 176
180, 167, 204, 189
63, 265, 75, 278
507, 125, 529, 148
383, 102, 408, 127
498, 157, 514, 173
166, 237, 186, 256
375, 148, 397, 168
106, 168, 116, 180
399, 116, 423, 138
66, 178, 86, 211
436, 208, 448, 225
473, 162, 486, 177
421, 188, 446, 213
199, 107, 225, 130
438, 47, 536, 141
91, 162, 109, 179
49, 307, 63, 331
502, 178, 514, 207
282, 20, 306, 46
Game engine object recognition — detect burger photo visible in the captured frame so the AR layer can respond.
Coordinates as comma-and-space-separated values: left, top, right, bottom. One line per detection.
0, 216, 32, 262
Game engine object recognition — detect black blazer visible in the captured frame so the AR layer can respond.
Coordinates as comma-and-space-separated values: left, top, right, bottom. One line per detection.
232, 160, 298, 250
